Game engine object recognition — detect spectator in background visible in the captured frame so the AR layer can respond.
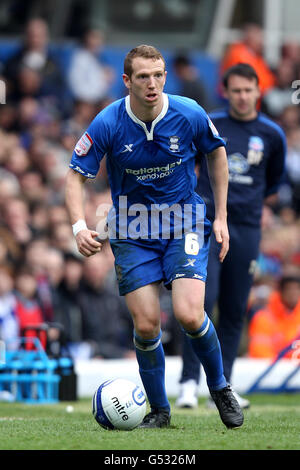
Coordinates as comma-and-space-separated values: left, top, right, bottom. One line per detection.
247, 276, 276, 321
36, 247, 66, 355
50, 222, 77, 255
1, 196, 33, 246
220, 23, 276, 96
30, 202, 50, 237
62, 100, 98, 140
53, 253, 84, 357
278, 105, 300, 133
19, 170, 49, 205
0, 227, 22, 267
256, 206, 299, 281
5, 145, 31, 178
43, 247, 65, 291
284, 127, 300, 214
261, 59, 296, 118
0, 264, 18, 348
248, 275, 300, 359
3, 18, 68, 116
281, 41, 300, 79
13, 265, 47, 349
78, 251, 134, 359
173, 53, 211, 110
47, 204, 70, 227
68, 29, 114, 105
0, 167, 20, 202
24, 238, 55, 323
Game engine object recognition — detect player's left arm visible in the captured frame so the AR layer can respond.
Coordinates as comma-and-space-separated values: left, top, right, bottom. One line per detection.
264, 127, 287, 201
206, 146, 229, 262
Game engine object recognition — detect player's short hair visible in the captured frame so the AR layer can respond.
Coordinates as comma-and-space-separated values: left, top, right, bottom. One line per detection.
222, 63, 259, 88
124, 44, 165, 77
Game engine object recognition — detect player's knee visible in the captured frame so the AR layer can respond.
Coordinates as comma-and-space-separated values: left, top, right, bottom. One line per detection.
135, 323, 160, 339
132, 315, 160, 340
174, 301, 205, 332
179, 314, 204, 333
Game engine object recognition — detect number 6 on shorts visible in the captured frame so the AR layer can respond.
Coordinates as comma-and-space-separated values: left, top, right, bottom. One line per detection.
184, 233, 200, 255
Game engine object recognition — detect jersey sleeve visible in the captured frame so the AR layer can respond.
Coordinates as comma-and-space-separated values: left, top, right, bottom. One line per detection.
192, 106, 226, 155
265, 125, 286, 196
69, 109, 112, 179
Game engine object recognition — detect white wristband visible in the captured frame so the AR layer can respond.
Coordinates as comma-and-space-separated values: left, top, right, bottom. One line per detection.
72, 219, 87, 237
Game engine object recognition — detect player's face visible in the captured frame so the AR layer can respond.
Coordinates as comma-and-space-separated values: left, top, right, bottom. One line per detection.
123, 57, 167, 118
223, 75, 260, 121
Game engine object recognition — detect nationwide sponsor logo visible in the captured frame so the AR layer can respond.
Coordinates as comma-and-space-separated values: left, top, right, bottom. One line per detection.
75, 132, 93, 156
125, 159, 182, 181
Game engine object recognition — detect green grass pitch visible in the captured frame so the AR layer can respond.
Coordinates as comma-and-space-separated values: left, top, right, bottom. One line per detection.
0, 394, 299, 451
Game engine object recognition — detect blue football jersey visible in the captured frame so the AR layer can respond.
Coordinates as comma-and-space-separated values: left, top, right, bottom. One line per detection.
70, 93, 225, 206
196, 110, 286, 227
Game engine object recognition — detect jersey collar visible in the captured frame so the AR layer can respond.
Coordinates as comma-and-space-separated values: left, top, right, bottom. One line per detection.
125, 93, 169, 141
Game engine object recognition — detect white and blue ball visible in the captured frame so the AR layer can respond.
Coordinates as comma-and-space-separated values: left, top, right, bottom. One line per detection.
92, 378, 147, 430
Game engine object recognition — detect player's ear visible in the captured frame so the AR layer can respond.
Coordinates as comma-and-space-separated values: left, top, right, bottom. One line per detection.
221, 84, 228, 100
256, 84, 261, 100
123, 73, 131, 90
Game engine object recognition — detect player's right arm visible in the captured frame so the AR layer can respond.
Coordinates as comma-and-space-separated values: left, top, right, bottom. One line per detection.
65, 168, 102, 257
65, 103, 117, 256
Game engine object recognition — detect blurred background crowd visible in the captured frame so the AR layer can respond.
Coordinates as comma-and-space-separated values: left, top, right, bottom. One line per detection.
0, 0, 299, 362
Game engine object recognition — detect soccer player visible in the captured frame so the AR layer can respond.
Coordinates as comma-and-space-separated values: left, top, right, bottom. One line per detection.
65, 45, 244, 429
176, 63, 286, 409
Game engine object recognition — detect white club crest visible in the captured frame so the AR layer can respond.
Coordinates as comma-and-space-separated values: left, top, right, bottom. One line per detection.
169, 135, 180, 153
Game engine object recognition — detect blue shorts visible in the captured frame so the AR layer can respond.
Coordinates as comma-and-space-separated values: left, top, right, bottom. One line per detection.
110, 229, 211, 296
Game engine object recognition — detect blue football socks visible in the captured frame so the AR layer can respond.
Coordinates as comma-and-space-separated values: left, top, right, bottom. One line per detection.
134, 330, 170, 413
184, 313, 227, 391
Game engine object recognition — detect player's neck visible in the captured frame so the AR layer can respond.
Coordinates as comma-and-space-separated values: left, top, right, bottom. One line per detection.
129, 95, 164, 122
